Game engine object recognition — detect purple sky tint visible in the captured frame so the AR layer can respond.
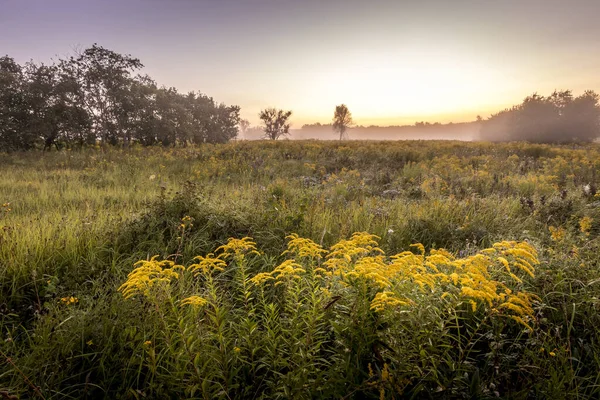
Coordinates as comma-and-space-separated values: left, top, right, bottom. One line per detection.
2, 0, 600, 126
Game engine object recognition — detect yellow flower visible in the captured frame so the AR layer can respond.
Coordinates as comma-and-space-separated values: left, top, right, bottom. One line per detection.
234, 346, 241, 353
282, 233, 327, 259
216, 237, 259, 259
271, 260, 306, 282
188, 253, 227, 276
180, 295, 208, 308
144, 340, 152, 346
381, 363, 390, 382
549, 226, 566, 242
60, 296, 79, 305
248, 272, 274, 286
370, 291, 411, 312
118, 256, 182, 299
410, 243, 425, 256
579, 216, 592, 236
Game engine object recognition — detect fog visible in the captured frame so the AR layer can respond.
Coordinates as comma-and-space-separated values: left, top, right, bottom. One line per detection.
243, 121, 480, 141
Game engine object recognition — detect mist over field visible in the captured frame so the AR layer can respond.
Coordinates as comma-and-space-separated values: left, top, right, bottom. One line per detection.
243, 121, 481, 141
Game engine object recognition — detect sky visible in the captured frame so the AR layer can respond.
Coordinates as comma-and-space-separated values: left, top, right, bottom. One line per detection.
2, 0, 600, 127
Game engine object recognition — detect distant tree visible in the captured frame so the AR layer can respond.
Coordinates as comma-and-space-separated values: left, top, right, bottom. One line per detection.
238, 119, 250, 140
480, 90, 600, 143
332, 104, 353, 140
259, 108, 292, 140
184, 91, 240, 144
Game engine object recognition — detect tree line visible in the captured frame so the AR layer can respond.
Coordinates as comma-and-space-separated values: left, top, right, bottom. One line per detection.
0, 45, 241, 151
480, 90, 600, 142
2, 44, 599, 149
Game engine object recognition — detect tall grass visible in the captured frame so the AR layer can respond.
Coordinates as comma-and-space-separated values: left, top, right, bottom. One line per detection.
1, 141, 600, 398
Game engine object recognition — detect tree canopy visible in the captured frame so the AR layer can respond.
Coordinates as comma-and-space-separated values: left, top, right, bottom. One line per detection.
0, 45, 240, 151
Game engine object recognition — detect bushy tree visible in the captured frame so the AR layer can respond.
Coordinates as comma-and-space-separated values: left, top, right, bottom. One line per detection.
0, 45, 242, 151
259, 108, 292, 140
332, 104, 353, 140
481, 90, 600, 143
0, 56, 30, 150
59, 44, 144, 146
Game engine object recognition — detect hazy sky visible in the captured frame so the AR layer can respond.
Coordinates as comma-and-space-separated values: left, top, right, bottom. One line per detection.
2, 0, 600, 126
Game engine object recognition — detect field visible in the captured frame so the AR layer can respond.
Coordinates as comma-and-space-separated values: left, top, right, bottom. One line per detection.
1, 140, 600, 399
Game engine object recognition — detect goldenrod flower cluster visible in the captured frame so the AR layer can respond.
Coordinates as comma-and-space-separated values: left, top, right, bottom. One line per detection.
255, 233, 538, 328
188, 253, 226, 277
282, 233, 327, 259
325, 232, 384, 274
180, 295, 208, 308
270, 260, 306, 285
118, 256, 183, 299
549, 226, 566, 242
579, 216, 593, 236
216, 237, 260, 260
370, 291, 411, 312
60, 296, 79, 305
120, 233, 539, 330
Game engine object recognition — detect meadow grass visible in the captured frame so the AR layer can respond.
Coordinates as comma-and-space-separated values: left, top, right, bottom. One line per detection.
1, 141, 600, 399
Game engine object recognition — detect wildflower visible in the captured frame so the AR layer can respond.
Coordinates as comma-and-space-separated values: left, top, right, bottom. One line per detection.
271, 260, 306, 283
370, 291, 410, 312
282, 233, 327, 259
86, 340, 93, 346
549, 226, 566, 242
549, 351, 556, 357
325, 232, 383, 274
579, 216, 592, 236
570, 246, 579, 257
217, 237, 259, 260
118, 256, 182, 299
381, 363, 390, 382
60, 296, 79, 305
248, 272, 274, 286
346, 256, 391, 288
410, 243, 425, 256
144, 340, 152, 346
234, 346, 241, 353
180, 295, 208, 308
188, 254, 226, 276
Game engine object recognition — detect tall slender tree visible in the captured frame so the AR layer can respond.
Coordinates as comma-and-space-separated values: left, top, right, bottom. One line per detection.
333, 104, 353, 140
238, 119, 250, 140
